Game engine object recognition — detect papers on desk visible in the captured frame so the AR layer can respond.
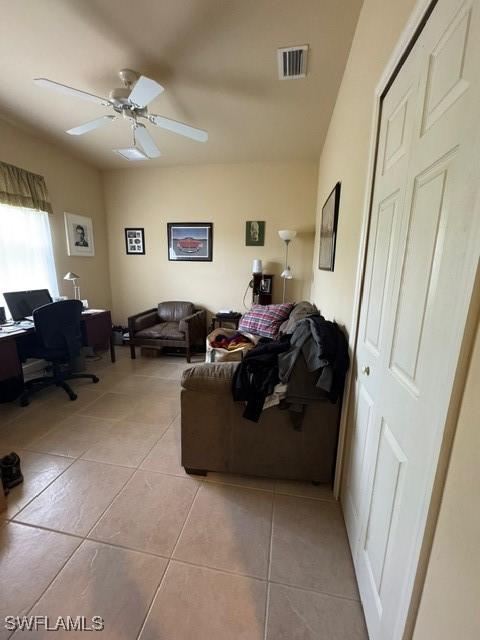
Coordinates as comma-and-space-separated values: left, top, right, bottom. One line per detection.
82, 309, 104, 314
0, 320, 33, 334
0, 325, 24, 334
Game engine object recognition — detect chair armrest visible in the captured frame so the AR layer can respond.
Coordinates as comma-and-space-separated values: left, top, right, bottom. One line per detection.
128, 308, 159, 335
180, 309, 207, 345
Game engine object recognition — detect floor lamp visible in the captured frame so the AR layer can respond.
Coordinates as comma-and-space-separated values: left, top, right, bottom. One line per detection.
278, 229, 297, 303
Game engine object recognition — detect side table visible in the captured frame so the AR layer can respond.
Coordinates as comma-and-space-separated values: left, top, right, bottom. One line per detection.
210, 313, 242, 333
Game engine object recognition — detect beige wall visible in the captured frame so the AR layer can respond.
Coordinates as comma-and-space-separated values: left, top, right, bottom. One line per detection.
310, 0, 417, 332
103, 162, 317, 324
413, 317, 480, 640
0, 117, 111, 309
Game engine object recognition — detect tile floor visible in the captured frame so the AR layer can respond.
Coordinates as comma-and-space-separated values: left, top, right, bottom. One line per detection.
0, 347, 367, 639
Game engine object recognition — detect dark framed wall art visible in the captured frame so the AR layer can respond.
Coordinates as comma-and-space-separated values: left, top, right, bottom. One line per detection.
125, 228, 145, 254
245, 220, 265, 246
318, 182, 341, 271
167, 222, 213, 261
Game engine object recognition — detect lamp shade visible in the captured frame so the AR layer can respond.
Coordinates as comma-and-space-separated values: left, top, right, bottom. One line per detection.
278, 229, 297, 242
252, 259, 263, 274
64, 272, 80, 281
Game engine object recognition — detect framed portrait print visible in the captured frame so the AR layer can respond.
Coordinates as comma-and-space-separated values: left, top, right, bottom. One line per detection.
64, 213, 95, 257
245, 221, 265, 246
125, 228, 145, 255
318, 182, 341, 271
167, 223, 213, 261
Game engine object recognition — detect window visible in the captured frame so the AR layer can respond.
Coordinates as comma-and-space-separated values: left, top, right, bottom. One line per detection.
0, 203, 59, 317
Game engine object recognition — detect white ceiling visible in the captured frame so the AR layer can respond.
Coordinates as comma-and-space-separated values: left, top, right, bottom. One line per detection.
0, 0, 362, 169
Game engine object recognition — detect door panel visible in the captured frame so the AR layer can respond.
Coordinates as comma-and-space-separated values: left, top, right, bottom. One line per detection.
382, 89, 414, 174
364, 192, 399, 355
346, 382, 375, 523
389, 150, 456, 392
363, 420, 406, 599
421, 3, 472, 133
343, 1, 480, 638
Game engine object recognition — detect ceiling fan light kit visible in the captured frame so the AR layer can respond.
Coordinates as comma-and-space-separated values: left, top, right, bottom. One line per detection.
114, 147, 148, 161
33, 69, 208, 160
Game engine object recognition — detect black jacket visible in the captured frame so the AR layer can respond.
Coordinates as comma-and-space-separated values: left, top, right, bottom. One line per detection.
232, 337, 290, 422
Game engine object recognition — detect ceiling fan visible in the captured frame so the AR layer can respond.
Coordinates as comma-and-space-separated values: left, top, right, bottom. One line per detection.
34, 69, 208, 160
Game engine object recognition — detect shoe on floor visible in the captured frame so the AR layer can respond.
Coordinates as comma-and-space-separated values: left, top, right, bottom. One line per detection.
1, 452, 23, 491
0, 467, 8, 496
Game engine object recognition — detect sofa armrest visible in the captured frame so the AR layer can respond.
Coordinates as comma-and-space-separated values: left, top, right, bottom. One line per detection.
180, 309, 207, 345
182, 362, 238, 395
128, 308, 159, 335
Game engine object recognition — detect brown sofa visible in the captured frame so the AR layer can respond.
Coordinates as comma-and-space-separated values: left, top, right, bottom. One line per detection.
128, 301, 206, 362
181, 362, 341, 484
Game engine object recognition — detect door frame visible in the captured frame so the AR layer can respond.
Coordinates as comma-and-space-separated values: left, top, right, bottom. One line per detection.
334, 0, 480, 635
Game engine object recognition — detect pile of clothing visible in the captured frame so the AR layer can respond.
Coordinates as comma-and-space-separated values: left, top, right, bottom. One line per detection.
210, 332, 253, 351
231, 336, 290, 421
232, 306, 349, 426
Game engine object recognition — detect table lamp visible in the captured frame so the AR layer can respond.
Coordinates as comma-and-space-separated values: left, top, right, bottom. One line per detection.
252, 259, 263, 274
64, 272, 81, 300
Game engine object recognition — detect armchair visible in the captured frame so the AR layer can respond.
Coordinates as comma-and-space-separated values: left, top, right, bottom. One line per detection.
128, 301, 206, 362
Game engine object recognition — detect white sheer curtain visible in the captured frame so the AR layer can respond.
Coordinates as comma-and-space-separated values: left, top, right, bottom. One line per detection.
0, 203, 59, 317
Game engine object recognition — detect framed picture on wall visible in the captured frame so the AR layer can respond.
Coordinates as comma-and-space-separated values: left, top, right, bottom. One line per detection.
64, 212, 95, 257
167, 223, 213, 261
318, 182, 341, 271
125, 228, 145, 255
245, 220, 265, 246
260, 276, 272, 293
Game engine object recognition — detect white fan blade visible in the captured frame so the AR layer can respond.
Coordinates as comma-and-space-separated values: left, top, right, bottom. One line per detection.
128, 76, 164, 108
149, 114, 208, 142
66, 115, 116, 136
34, 78, 111, 106
134, 124, 161, 158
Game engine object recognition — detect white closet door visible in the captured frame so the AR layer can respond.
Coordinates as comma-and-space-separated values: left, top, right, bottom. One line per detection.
343, 1, 480, 638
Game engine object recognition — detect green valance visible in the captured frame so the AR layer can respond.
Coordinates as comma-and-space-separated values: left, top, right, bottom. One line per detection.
0, 160, 52, 214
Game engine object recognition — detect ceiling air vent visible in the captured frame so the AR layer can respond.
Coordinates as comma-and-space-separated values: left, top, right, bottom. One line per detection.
277, 45, 308, 80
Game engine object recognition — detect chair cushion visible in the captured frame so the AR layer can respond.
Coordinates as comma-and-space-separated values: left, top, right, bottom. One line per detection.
239, 303, 294, 339
136, 322, 185, 340
27, 346, 69, 362
158, 301, 194, 323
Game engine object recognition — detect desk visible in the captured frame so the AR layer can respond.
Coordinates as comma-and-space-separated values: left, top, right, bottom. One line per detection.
0, 309, 114, 403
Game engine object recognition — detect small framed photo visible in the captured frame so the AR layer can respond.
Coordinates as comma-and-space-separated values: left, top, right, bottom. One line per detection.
64, 212, 95, 257
167, 223, 213, 261
246, 220, 265, 246
125, 228, 145, 255
260, 277, 272, 293
318, 182, 341, 271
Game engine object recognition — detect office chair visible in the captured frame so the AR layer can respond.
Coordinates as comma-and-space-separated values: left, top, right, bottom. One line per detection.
19, 300, 99, 406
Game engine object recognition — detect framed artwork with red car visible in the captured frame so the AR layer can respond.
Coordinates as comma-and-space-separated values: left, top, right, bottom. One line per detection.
167, 222, 213, 262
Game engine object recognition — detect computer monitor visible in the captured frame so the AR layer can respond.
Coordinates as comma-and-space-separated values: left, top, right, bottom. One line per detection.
3, 289, 52, 321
